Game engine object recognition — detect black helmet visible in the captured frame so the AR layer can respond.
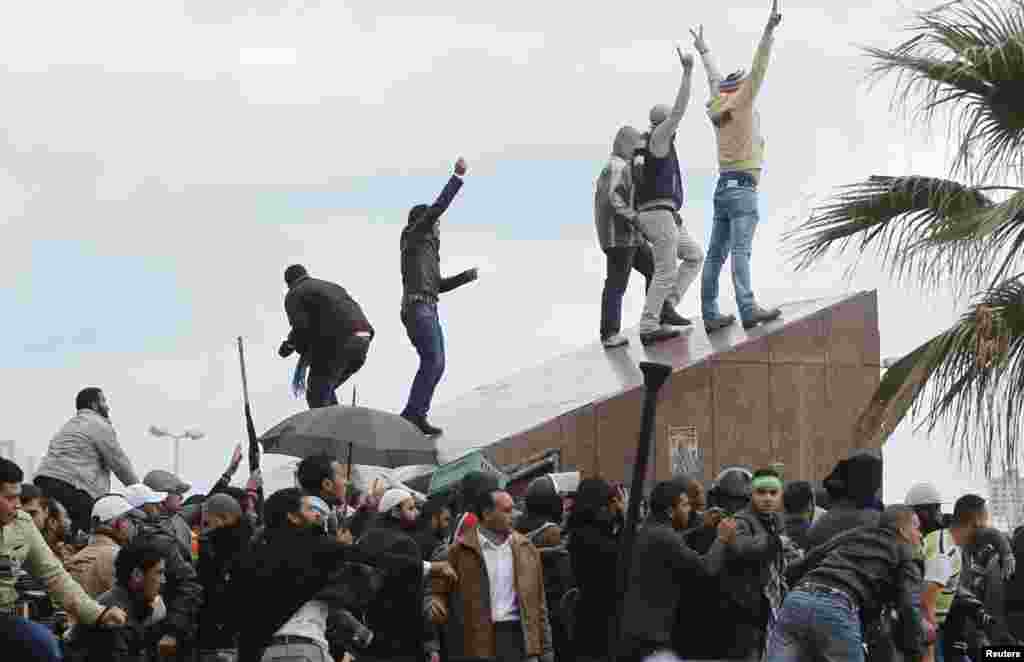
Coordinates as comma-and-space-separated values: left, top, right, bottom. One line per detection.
711, 467, 752, 500
525, 475, 562, 522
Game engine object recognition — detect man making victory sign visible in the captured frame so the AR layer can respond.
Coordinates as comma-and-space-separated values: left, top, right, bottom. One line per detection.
694, 0, 783, 333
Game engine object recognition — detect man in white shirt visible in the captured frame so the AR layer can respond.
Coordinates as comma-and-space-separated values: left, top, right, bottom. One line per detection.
430, 489, 554, 662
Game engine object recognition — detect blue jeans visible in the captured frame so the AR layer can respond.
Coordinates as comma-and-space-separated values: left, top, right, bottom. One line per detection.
767, 588, 864, 662
0, 615, 63, 660
701, 172, 761, 322
401, 302, 445, 420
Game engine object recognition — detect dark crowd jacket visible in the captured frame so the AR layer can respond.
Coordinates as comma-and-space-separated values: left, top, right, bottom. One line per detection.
717, 509, 785, 625
228, 525, 422, 662
620, 518, 727, 648
129, 513, 203, 647
196, 519, 254, 649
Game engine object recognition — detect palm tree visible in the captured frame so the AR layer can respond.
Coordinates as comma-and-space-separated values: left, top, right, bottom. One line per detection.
786, 0, 1024, 476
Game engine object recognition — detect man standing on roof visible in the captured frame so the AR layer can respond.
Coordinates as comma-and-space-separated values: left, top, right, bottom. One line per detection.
279, 264, 375, 409
632, 46, 704, 346
693, 0, 783, 334
400, 157, 479, 437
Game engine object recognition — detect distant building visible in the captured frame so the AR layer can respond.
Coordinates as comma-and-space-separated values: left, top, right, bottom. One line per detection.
988, 473, 1024, 531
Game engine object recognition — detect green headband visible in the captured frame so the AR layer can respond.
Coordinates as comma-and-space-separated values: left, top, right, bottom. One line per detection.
752, 476, 783, 491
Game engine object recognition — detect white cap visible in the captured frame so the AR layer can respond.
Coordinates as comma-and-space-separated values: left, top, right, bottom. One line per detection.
91, 495, 134, 524
378, 488, 412, 513
905, 482, 943, 506
124, 483, 169, 508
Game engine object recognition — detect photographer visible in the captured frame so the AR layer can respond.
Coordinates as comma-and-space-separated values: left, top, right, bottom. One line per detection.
943, 527, 1017, 660
1, 458, 127, 658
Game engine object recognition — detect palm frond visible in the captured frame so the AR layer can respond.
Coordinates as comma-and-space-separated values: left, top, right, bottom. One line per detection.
857, 275, 1024, 476
786, 175, 994, 293
863, 0, 1024, 183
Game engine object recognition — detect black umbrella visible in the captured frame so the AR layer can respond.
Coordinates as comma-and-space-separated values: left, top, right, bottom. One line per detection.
259, 405, 437, 468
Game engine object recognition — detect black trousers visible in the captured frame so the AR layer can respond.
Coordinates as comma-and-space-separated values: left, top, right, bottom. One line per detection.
33, 475, 94, 538
307, 334, 372, 409
600, 244, 654, 339
494, 620, 527, 662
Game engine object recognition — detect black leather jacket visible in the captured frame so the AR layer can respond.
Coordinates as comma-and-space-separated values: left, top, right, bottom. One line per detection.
400, 175, 474, 304
787, 525, 925, 657
284, 276, 373, 354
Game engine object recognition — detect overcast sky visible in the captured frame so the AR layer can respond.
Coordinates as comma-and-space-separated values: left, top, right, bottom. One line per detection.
0, 0, 994, 505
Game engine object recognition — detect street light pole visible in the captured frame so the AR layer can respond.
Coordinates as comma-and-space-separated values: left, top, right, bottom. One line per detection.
149, 426, 204, 477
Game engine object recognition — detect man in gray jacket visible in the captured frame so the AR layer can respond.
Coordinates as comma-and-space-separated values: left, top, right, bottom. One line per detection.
35, 388, 139, 538
594, 126, 690, 349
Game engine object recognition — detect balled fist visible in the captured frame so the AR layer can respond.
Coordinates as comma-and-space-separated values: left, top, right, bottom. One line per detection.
454, 157, 467, 176
278, 340, 295, 358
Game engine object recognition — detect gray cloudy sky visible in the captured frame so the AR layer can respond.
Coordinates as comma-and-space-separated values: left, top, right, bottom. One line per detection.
0, 0, 988, 504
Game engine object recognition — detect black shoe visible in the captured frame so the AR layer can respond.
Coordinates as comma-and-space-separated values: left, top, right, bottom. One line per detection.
640, 327, 681, 345
742, 305, 782, 330
704, 314, 736, 333
660, 305, 692, 326
402, 414, 443, 437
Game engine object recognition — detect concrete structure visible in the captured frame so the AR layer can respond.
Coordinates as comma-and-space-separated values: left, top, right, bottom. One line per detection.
989, 473, 1024, 531
432, 291, 881, 487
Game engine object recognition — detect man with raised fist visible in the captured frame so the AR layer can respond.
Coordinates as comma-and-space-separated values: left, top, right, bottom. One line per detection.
399, 157, 479, 437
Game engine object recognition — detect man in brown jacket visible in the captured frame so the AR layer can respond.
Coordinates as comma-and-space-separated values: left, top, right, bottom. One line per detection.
430, 489, 554, 662
65, 494, 135, 597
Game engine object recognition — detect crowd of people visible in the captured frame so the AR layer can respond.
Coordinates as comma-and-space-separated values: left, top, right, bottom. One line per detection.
7, 4, 1024, 662
4, 387, 1024, 662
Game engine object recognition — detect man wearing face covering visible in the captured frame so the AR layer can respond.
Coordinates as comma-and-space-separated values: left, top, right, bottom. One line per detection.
595, 126, 689, 349
357, 489, 436, 662
631, 47, 705, 346
400, 157, 479, 437
692, 0, 783, 333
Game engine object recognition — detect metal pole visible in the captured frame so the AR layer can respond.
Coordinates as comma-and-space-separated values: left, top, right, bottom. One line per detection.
610, 361, 672, 662
174, 435, 181, 476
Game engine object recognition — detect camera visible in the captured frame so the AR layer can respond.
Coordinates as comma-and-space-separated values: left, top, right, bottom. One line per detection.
0, 556, 17, 580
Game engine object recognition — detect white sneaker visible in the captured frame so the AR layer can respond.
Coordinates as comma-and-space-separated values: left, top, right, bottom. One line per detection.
602, 333, 629, 348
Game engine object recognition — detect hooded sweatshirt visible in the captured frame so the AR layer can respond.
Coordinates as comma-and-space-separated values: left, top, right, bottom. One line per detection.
594, 127, 645, 250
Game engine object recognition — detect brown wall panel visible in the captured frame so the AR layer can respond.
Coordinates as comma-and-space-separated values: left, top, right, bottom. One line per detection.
558, 405, 596, 475
771, 315, 827, 365
770, 364, 828, 482
826, 293, 876, 367
593, 388, 645, 484
657, 364, 714, 483
712, 363, 774, 475
809, 365, 880, 481
492, 417, 564, 468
